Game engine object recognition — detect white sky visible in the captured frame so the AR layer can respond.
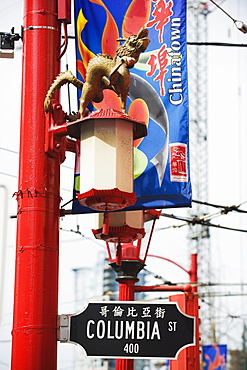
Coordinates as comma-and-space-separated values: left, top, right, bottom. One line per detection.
1, 0, 247, 368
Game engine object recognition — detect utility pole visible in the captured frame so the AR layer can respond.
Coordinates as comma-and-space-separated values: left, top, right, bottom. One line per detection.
187, 0, 213, 344
11, 0, 60, 368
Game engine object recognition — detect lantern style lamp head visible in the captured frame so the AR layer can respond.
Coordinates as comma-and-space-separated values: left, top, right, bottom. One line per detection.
43, 28, 149, 213
76, 109, 147, 212
75, 28, 149, 212
103, 209, 161, 281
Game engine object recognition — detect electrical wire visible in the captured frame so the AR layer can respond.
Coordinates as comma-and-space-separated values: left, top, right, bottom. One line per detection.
2, 143, 247, 234
159, 214, 247, 233
63, 33, 247, 47
8, 190, 247, 234
199, 297, 247, 319
187, 41, 247, 47
0, 147, 18, 154
193, 199, 247, 213
198, 292, 247, 298
60, 226, 104, 247
0, 172, 17, 178
159, 199, 247, 233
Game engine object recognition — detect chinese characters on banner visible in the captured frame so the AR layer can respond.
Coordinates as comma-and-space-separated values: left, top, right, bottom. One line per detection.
72, 0, 191, 213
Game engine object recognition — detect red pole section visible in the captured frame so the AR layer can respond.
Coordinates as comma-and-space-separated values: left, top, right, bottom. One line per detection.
118, 279, 135, 301
116, 279, 135, 370
134, 284, 192, 293
190, 253, 198, 293
169, 293, 200, 370
147, 254, 198, 292
147, 254, 190, 275
11, 1, 60, 369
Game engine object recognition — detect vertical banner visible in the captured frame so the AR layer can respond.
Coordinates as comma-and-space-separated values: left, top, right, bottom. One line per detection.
202, 345, 227, 370
72, 0, 191, 213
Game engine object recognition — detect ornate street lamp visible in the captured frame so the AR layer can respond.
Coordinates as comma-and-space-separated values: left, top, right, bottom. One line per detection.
76, 109, 147, 213
97, 209, 161, 300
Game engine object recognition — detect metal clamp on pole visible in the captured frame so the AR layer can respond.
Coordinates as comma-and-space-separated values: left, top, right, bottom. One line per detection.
57, 314, 70, 342
44, 99, 78, 161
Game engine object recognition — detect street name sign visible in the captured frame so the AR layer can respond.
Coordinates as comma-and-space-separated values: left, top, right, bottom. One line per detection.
68, 301, 195, 359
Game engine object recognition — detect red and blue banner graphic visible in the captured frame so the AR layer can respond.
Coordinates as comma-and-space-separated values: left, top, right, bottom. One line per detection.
72, 0, 191, 213
202, 345, 227, 370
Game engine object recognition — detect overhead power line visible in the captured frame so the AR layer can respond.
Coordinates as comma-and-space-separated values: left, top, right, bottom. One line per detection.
66, 33, 247, 47
187, 42, 247, 47
160, 213, 247, 233
198, 292, 247, 298
60, 226, 103, 247
12, 198, 247, 234
193, 199, 247, 213
159, 199, 247, 233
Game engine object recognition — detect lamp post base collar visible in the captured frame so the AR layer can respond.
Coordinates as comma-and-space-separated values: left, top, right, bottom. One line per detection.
110, 260, 145, 281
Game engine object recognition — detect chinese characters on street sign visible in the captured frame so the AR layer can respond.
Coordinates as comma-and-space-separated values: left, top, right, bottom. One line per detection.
69, 302, 195, 359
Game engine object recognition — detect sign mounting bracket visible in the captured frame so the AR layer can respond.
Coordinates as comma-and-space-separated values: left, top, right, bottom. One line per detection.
57, 314, 70, 342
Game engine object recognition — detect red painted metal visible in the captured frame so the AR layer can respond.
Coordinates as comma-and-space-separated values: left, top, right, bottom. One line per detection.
77, 188, 137, 211
118, 279, 135, 301
58, 0, 71, 23
169, 293, 200, 370
44, 98, 78, 157
116, 243, 122, 265
45, 99, 68, 161
144, 209, 161, 221
147, 254, 190, 275
147, 253, 198, 291
106, 241, 143, 263
11, 1, 60, 369
93, 225, 145, 243
116, 279, 136, 370
74, 108, 147, 140
190, 253, 198, 293
121, 243, 142, 260
62, 108, 147, 141
102, 212, 110, 235
134, 284, 192, 293
116, 282, 196, 370
113, 253, 198, 370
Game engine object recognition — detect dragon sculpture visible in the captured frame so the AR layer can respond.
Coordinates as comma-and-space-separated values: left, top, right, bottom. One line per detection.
44, 28, 150, 117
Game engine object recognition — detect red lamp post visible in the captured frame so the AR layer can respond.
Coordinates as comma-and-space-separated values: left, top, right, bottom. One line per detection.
144, 253, 200, 369
11, 0, 61, 369
169, 292, 200, 370
147, 253, 198, 292
113, 244, 138, 370
102, 213, 200, 370
102, 210, 160, 370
